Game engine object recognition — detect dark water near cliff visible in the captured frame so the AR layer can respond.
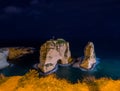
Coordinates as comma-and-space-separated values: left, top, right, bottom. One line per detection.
0, 40, 120, 83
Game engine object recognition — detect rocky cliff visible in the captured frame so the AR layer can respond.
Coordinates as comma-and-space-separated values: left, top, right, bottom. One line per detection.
0, 48, 9, 69
0, 47, 34, 69
80, 42, 96, 70
8, 47, 34, 60
38, 38, 71, 73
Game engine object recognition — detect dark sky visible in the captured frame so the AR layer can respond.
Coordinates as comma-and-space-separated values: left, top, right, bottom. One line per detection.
0, 0, 120, 42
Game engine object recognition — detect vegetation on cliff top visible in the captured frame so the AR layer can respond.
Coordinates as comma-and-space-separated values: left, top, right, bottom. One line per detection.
56, 39, 66, 44
0, 70, 120, 91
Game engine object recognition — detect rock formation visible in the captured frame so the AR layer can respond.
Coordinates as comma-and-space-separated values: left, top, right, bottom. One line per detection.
38, 38, 71, 73
80, 42, 96, 70
0, 47, 34, 69
8, 47, 34, 60
0, 48, 9, 69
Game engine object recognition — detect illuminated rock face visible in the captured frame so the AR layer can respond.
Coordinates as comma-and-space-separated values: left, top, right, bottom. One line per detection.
80, 42, 96, 70
0, 47, 34, 69
38, 39, 71, 73
0, 48, 9, 69
8, 47, 34, 60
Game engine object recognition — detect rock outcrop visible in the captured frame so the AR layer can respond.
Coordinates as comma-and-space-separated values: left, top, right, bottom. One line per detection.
80, 42, 96, 70
0, 48, 9, 69
38, 38, 71, 73
8, 47, 34, 60
0, 47, 34, 69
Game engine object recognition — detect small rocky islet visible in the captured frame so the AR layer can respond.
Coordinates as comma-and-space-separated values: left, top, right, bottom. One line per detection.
0, 38, 98, 75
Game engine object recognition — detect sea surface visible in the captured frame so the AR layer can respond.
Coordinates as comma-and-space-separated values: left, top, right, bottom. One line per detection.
0, 40, 120, 83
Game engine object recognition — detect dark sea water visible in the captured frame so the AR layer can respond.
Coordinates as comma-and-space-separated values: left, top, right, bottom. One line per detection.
0, 40, 120, 83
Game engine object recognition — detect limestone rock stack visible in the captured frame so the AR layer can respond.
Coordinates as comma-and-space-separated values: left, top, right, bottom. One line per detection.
38, 38, 71, 73
80, 42, 96, 70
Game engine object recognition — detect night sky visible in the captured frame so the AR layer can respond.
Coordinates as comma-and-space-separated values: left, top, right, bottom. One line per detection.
0, 0, 120, 49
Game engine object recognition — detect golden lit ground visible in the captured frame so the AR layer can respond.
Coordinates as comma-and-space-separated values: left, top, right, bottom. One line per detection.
0, 70, 120, 91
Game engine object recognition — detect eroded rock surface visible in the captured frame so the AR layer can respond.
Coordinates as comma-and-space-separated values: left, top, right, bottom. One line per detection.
38, 38, 71, 73
0, 48, 9, 69
80, 42, 96, 70
0, 47, 34, 69
8, 47, 34, 60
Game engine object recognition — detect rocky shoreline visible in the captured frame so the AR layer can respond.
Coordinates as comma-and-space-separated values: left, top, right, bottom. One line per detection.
0, 47, 35, 69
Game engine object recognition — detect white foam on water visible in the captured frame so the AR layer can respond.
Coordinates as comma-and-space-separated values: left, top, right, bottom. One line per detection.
58, 61, 74, 67
39, 64, 58, 75
33, 63, 58, 75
